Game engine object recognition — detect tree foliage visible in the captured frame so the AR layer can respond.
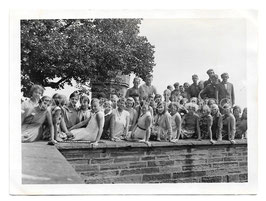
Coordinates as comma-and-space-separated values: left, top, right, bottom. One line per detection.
21, 19, 155, 97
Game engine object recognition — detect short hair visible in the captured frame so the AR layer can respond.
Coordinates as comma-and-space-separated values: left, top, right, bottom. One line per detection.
211, 104, 219, 111
233, 105, 242, 113
192, 74, 198, 79
211, 74, 219, 80
221, 72, 229, 78
156, 101, 167, 114
163, 89, 171, 95
169, 102, 179, 110
91, 98, 100, 105
133, 77, 140, 82
59, 94, 67, 106
223, 103, 231, 110
69, 91, 79, 99
39, 95, 51, 104
206, 69, 214, 74
173, 82, 180, 87
29, 84, 45, 97
117, 97, 127, 104
52, 93, 60, 99
103, 100, 112, 108
185, 102, 198, 111
202, 105, 211, 114
97, 92, 106, 99
80, 95, 90, 103
126, 97, 135, 107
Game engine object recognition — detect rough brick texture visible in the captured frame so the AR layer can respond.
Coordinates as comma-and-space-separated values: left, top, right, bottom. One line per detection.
59, 140, 248, 184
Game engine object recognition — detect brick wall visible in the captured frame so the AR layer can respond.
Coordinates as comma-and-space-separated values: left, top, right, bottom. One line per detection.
58, 140, 248, 184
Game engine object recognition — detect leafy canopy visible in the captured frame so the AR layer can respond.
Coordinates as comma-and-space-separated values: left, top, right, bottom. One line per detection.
21, 19, 155, 97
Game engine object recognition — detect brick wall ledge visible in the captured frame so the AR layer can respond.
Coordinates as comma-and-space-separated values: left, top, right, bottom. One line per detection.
56, 139, 247, 150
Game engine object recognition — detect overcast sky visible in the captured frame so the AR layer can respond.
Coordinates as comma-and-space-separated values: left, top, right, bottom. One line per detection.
138, 18, 247, 108
44, 18, 247, 108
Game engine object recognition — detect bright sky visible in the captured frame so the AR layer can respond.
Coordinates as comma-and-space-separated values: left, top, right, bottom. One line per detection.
44, 18, 247, 108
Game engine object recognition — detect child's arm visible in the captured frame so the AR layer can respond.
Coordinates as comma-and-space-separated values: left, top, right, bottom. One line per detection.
144, 115, 152, 142
196, 116, 201, 140
93, 112, 104, 143
131, 109, 138, 130
207, 115, 214, 143
217, 115, 223, 140
124, 113, 130, 138
69, 118, 90, 131
175, 113, 182, 140
230, 115, 236, 140
46, 111, 55, 142
165, 114, 172, 141
110, 113, 115, 140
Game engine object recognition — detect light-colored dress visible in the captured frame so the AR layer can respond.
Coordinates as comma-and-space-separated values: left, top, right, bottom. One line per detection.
125, 108, 137, 131
132, 111, 152, 139
72, 111, 104, 141
112, 109, 130, 138
21, 99, 39, 122
21, 106, 48, 142
78, 109, 91, 122
171, 112, 181, 139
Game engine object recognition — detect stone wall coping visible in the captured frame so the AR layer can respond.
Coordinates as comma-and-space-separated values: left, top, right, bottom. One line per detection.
56, 139, 247, 150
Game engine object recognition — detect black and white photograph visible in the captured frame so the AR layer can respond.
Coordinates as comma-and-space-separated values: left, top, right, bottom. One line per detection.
9, 9, 258, 195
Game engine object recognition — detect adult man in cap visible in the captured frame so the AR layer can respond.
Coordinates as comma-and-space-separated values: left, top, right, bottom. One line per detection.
139, 74, 157, 101
217, 73, 235, 106
187, 74, 200, 100
125, 77, 141, 98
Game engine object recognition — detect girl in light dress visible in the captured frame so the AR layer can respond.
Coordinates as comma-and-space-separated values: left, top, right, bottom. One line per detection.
110, 98, 130, 141
77, 95, 91, 122
69, 98, 104, 146
129, 101, 152, 146
124, 97, 138, 132
169, 102, 182, 143
152, 101, 172, 141
22, 96, 55, 143
21, 85, 45, 122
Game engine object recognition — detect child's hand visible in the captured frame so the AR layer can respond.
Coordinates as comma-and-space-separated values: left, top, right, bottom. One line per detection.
91, 142, 99, 147
197, 138, 202, 141
210, 140, 216, 144
230, 140, 236, 144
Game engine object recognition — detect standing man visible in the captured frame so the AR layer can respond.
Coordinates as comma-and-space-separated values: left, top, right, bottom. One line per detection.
187, 74, 200, 100
204, 69, 215, 88
217, 73, 235, 106
125, 77, 141, 98
199, 74, 219, 102
139, 74, 157, 101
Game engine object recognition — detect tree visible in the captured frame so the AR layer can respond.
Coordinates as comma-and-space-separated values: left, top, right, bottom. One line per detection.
21, 19, 155, 97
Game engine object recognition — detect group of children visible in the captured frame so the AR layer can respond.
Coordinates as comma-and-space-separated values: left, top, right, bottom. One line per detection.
21, 73, 247, 146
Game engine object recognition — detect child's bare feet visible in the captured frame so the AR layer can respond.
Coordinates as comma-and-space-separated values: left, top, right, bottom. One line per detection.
210, 140, 216, 144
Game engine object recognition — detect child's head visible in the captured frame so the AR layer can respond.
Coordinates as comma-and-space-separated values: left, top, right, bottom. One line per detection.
185, 103, 198, 114
52, 106, 62, 118
110, 94, 119, 109
39, 96, 51, 111
207, 98, 216, 107
233, 105, 242, 118
80, 95, 90, 110
190, 97, 198, 105
202, 105, 211, 116
156, 101, 166, 115
126, 97, 135, 108
30, 84, 45, 101
59, 94, 67, 106
133, 77, 140, 87
169, 102, 179, 114
173, 82, 180, 90
140, 101, 150, 114
198, 80, 205, 90
117, 98, 126, 110
183, 82, 190, 91
167, 85, 173, 92
103, 100, 112, 114
163, 89, 171, 101
154, 94, 162, 103
222, 103, 231, 115
131, 94, 140, 107
211, 104, 219, 115
52, 93, 60, 106
69, 91, 79, 107
91, 98, 100, 113
192, 74, 199, 84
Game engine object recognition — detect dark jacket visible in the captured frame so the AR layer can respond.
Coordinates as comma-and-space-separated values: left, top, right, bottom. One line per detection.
217, 82, 235, 106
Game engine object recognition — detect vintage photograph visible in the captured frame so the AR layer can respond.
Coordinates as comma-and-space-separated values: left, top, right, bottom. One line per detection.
10, 10, 258, 194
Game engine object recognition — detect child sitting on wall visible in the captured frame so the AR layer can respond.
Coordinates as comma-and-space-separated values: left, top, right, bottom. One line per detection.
199, 105, 215, 144
181, 103, 201, 140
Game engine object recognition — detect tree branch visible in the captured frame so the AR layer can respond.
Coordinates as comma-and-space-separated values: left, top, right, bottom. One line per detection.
44, 76, 71, 88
